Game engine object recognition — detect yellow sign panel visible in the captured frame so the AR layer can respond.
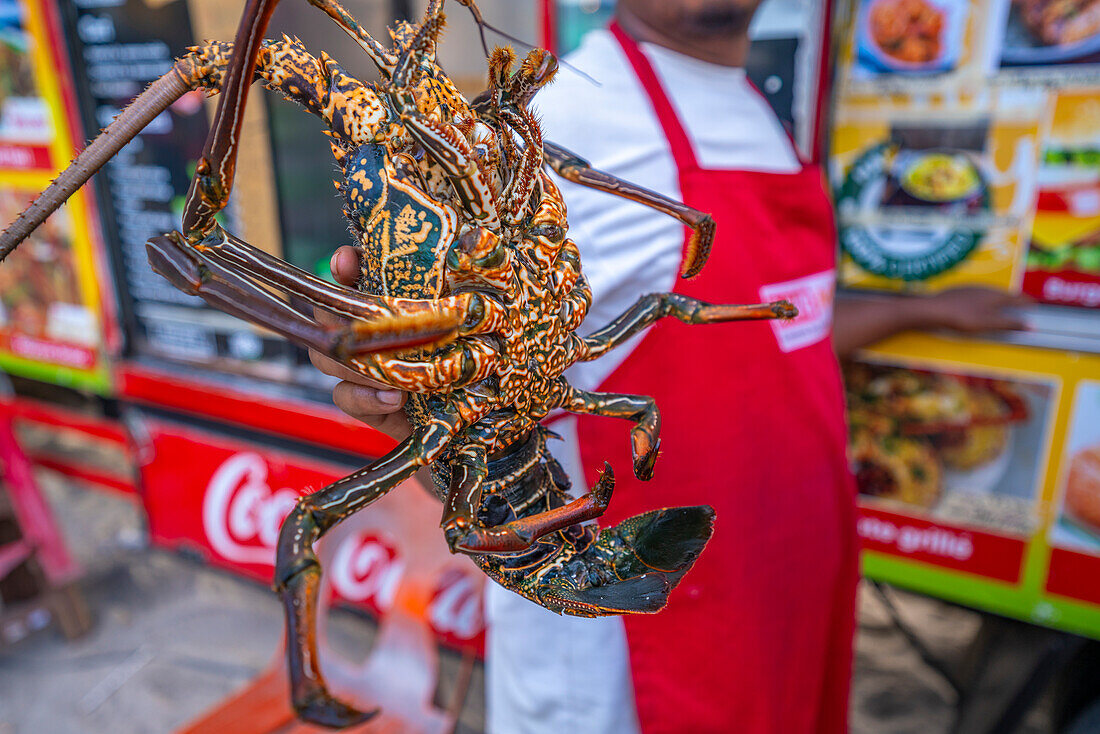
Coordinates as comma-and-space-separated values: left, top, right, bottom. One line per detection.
0, 0, 112, 391
833, 0, 1100, 636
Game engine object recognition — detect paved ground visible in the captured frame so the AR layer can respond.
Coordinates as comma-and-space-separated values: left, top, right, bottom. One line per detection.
0, 472, 1052, 734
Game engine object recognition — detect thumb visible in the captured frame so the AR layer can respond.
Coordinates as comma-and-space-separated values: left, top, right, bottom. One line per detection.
330, 246, 360, 287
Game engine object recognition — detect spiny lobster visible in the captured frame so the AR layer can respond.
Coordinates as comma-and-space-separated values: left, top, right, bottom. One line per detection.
0, 0, 796, 727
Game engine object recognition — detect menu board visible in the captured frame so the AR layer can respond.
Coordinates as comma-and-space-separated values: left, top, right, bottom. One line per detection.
58, 0, 300, 382
0, 0, 112, 392
832, 0, 1100, 638
848, 334, 1100, 637
832, 0, 1100, 302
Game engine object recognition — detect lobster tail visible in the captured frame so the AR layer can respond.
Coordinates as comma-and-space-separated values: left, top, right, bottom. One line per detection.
541, 573, 672, 615
536, 505, 715, 617
614, 505, 716, 579
462, 430, 717, 617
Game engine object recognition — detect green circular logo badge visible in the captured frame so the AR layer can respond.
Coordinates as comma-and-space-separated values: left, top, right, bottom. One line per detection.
836, 143, 990, 281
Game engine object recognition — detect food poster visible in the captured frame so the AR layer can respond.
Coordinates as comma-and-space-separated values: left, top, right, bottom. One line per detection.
1046, 381, 1100, 619
0, 0, 53, 169
1051, 382, 1100, 552
848, 360, 1053, 536
995, 0, 1100, 76
831, 110, 1040, 290
834, 0, 1009, 100
851, 333, 1100, 638
1022, 91, 1100, 307
832, 0, 1100, 300
0, 0, 112, 392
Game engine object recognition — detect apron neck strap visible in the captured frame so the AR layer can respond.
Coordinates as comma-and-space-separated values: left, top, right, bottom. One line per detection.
609, 21, 699, 171
609, 22, 808, 170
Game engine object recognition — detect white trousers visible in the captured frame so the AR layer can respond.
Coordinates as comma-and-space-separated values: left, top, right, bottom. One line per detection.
485, 581, 640, 734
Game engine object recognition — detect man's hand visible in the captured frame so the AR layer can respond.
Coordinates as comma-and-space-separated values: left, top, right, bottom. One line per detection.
309, 246, 414, 442
914, 287, 1030, 333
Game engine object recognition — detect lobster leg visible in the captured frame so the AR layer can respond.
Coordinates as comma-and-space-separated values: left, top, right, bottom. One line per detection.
385, 3, 504, 230
452, 464, 615, 554
345, 335, 501, 392
305, 0, 397, 77
275, 399, 478, 728
562, 386, 661, 481
181, 0, 281, 239
181, 0, 393, 234
487, 54, 556, 225
543, 140, 717, 278
147, 232, 462, 356
196, 229, 476, 330
440, 435, 489, 550
580, 293, 797, 361
401, 115, 503, 230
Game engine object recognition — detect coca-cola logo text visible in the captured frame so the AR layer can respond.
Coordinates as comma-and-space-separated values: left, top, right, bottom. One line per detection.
330, 532, 404, 611
429, 568, 484, 640
202, 452, 299, 566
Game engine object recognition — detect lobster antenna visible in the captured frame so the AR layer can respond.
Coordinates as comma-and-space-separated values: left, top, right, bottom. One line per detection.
456, 0, 492, 58
0, 64, 192, 262
455, 0, 600, 86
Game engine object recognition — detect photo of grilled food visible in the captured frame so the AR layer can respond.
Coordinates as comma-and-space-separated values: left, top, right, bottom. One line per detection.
868, 0, 946, 63
1002, 0, 1100, 65
1013, 0, 1100, 47
1065, 444, 1100, 535
845, 363, 1029, 508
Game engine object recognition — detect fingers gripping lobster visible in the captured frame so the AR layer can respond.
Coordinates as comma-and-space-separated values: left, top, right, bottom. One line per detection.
0, 0, 796, 727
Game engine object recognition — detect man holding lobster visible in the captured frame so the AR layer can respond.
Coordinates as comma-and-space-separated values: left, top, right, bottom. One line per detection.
316, 0, 1028, 731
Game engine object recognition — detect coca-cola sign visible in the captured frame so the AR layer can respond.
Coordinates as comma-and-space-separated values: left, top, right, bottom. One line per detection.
429, 567, 485, 642
202, 452, 300, 566
331, 532, 405, 613
140, 418, 486, 653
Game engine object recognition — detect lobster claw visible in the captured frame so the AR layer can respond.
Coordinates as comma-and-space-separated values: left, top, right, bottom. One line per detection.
293, 691, 379, 730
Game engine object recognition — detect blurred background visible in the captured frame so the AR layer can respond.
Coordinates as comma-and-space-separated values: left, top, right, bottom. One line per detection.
0, 0, 1099, 731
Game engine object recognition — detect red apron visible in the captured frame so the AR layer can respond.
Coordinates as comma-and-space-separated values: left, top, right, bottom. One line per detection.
577, 24, 859, 734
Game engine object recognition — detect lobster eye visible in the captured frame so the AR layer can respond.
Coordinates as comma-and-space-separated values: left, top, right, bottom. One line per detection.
529, 223, 564, 243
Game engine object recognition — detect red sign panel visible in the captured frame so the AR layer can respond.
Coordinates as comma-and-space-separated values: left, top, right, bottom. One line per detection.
857, 506, 1027, 584
1046, 548, 1100, 607
0, 144, 52, 170
139, 417, 486, 650
1021, 269, 1100, 310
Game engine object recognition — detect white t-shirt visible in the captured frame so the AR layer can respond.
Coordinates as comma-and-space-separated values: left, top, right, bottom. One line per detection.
485, 29, 802, 734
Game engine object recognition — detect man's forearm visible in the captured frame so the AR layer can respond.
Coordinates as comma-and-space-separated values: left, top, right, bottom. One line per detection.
833, 294, 931, 359
832, 287, 1029, 359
